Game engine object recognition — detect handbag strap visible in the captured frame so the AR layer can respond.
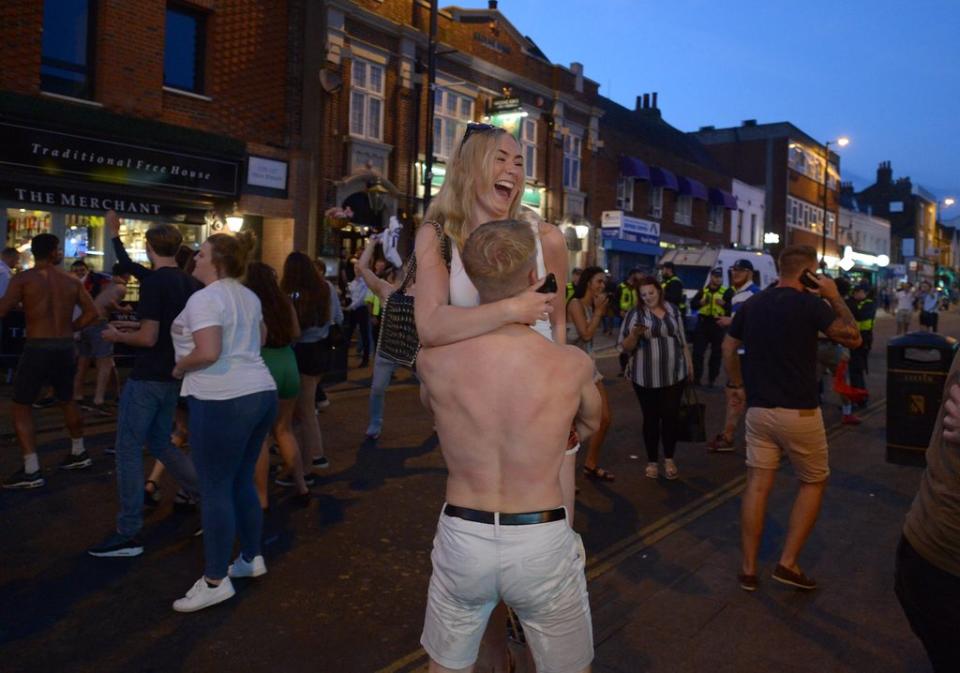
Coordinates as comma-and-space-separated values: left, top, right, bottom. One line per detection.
396, 220, 451, 294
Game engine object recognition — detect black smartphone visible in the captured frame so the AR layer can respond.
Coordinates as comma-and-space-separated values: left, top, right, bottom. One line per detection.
537, 272, 558, 294
800, 269, 820, 290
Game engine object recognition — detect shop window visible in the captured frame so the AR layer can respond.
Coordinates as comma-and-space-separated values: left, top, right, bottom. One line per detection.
521, 118, 537, 180
708, 205, 724, 233
616, 177, 634, 212
164, 5, 206, 93
350, 58, 385, 141
648, 186, 663, 219
675, 195, 692, 226
41, 0, 96, 99
562, 133, 581, 190
433, 88, 474, 161
5, 210, 53, 269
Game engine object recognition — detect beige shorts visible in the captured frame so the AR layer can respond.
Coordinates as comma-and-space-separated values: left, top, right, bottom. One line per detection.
745, 407, 830, 482
421, 506, 593, 673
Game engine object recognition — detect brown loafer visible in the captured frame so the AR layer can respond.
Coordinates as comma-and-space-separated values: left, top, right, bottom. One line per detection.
772, 564, 817, 590
738, 573, 758, 592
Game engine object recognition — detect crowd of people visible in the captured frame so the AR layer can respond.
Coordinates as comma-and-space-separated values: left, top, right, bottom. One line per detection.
1, 120, 957, 671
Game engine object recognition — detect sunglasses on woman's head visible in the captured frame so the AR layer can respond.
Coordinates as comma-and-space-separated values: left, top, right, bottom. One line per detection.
457, 122, 497, 156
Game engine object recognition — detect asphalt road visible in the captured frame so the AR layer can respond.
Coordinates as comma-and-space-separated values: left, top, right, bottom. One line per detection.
0, 312, 944, 672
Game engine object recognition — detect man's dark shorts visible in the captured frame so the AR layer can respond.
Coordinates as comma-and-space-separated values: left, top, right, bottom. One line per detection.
12, 339, 77, 405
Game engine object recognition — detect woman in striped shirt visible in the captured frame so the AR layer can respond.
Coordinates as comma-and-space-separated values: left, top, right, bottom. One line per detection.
619, 276, 692, 480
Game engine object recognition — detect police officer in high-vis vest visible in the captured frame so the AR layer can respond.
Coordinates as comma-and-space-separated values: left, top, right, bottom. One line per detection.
690, 267, 728, 387
660, 261, 687, 316
566, 267, 582, 303
848, 282, 876, 392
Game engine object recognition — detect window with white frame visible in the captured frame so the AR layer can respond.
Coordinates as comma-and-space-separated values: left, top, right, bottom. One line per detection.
521, 118, 537, 180
648, 185, 663, 218
350, 58, 385, 141
675, 195, 692, 225
708, 205, 724, 233
616, 176, 634, 212
787, 196, 836, 237
562, 133, 581, 190
433, 88, 474, 161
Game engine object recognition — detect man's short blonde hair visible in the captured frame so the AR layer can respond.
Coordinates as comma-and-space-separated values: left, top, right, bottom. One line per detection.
462, 220, 536, 303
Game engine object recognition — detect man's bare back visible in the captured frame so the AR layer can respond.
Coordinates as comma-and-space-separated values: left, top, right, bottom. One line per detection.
0, 265, 97, 339
418, 324, 601, 513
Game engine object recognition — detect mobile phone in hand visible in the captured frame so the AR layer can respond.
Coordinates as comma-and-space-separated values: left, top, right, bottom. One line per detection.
537, 273, 558, 294
800, 270, 820, 290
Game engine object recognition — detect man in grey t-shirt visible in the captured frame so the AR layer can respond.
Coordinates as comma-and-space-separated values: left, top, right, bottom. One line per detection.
896, 351, 960, 672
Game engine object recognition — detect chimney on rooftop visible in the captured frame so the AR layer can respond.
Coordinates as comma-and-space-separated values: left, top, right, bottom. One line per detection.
742, 119, 757, 127
651, 92, 658, 109
488, 0, 498, 9
643, 93, 650, 110
877, 160, 892, 185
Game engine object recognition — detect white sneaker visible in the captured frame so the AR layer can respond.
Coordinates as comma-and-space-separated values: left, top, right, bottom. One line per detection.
645, 462, 659, 479
172, 576, 235, 613
228, 554, 267, 579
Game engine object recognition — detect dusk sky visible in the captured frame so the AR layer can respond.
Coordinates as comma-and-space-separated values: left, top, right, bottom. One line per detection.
453, 0, 960, 206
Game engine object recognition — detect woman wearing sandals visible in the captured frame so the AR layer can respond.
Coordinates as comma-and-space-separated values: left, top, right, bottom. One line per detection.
244, 262, 310, 507
619, 276, 693, 480
566, 265, 615, 482
414, 122, 568, 673
170, 231, 278, 612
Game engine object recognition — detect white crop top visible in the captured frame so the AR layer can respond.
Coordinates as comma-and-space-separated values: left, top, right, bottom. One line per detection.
448, 219, 553, 341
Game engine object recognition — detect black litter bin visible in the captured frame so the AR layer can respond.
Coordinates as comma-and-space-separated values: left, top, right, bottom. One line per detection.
886, 331, 958, 465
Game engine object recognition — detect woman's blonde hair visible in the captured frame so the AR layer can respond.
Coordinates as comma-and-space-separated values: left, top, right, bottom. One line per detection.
424, 126, 524, 250
207, 230, 257, 279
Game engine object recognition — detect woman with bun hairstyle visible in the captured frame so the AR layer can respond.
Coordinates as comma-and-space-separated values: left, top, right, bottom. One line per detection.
170, 230, 278, 613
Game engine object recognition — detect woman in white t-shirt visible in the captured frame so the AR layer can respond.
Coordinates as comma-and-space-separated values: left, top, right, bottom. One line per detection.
169, 231, 278, 613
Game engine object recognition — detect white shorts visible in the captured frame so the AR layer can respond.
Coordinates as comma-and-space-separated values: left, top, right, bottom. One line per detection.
421, 506, 593, 673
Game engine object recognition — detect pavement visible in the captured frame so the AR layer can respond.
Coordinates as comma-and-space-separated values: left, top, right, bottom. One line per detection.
0, 310, 948, 672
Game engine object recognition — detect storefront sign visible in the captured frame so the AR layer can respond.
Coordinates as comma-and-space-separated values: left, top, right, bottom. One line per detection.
246, 155, 288, 193
2, 184, 209, 219
0, 122, 239, 197
600, 210, 660, 247
490, 97, 521, 112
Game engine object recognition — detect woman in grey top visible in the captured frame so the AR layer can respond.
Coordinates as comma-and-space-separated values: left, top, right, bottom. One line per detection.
566, 266, 614, 481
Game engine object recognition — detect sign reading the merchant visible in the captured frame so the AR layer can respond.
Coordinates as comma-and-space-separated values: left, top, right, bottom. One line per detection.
2, 184, 209, 220
0, 122, 240, 198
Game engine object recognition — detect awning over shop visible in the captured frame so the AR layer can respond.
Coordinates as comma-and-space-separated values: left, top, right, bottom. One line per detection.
708, 187, 738, 209
677, 175, 708, 201
618, 155, 650, 180
649, 166, 678, 191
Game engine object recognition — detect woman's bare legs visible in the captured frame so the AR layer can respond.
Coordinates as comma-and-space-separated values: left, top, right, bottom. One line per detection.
295, 373, 324, 473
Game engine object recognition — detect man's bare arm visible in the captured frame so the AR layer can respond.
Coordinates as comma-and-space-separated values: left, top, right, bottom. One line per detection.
818, 276, 862, 348
722, 335, 743, 385
943, 382, 960, 444
0, 275, 23, 317
72, 287, 99, 331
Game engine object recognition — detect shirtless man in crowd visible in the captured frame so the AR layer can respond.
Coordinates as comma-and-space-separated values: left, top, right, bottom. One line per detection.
0, 233, 98, 489
416, 219, 601, 673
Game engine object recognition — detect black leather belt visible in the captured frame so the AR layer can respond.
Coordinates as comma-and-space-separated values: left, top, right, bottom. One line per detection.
443, 504, 566, 526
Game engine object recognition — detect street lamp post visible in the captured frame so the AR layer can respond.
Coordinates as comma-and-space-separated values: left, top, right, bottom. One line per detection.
820, 136, 849, 267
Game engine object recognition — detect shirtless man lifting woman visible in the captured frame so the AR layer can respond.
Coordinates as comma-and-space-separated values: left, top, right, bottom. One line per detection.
1, 233, 98, 489
417, 219, 602, 673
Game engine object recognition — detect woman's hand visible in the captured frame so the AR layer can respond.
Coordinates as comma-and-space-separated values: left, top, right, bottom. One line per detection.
593, 293, 609, 313
632, 323, 647, 339
171, 366, 185, 380
509, 277, 555, 325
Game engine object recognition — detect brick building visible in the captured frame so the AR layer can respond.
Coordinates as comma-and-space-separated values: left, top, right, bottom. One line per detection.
692, 121, 844, 265
309, 0, 606, 265
0, 0, 303, 274
853, 161, 940, 284
591, 93, 735, 278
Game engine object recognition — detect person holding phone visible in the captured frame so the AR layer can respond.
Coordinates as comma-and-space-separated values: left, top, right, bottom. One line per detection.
723, 245, 860, 592
619, 276, 693, 480
567, 266, 614, 481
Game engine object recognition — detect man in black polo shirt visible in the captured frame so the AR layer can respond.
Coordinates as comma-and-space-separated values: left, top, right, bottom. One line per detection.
723, 245, 861, 592
88, 213, 202, 558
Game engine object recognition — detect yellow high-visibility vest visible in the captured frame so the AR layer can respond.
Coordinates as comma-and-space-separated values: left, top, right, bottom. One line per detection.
698, 286, 728, 318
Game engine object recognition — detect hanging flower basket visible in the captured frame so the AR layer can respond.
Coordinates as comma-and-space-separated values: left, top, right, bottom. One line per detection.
324, 206, 354, 231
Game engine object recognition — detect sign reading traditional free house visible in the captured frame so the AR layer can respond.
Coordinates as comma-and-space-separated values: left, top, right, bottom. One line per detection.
0, 122, 239, 198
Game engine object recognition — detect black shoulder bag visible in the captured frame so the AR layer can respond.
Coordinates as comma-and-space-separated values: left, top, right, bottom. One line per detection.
377, 221, 451, 369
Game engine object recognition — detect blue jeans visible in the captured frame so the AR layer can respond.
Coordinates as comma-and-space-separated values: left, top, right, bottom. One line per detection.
188, 390, 277, 580
115, 379, 200, 537
366, 354, 398, 436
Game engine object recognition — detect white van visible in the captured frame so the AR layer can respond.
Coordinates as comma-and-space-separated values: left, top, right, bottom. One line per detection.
659, 247, 778, 303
